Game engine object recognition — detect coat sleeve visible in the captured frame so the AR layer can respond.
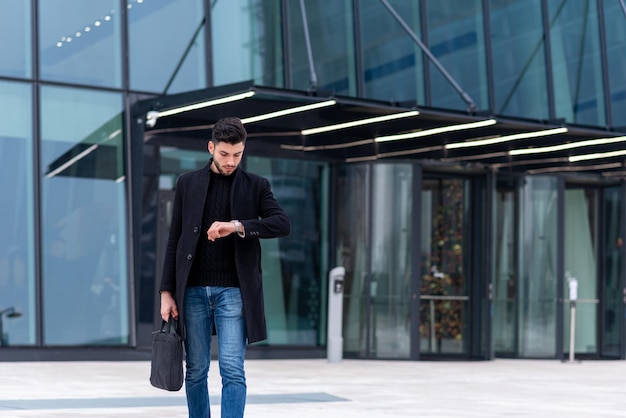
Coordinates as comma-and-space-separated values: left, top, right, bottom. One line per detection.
240, 177, 291, 239
159, 177, 184, 295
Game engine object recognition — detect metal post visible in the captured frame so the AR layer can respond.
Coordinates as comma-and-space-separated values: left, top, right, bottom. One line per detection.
327, 266, 345, 363
568, 300, 576, 363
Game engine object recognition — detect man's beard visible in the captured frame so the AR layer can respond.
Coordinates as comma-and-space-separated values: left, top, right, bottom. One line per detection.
212, 158, 234, 176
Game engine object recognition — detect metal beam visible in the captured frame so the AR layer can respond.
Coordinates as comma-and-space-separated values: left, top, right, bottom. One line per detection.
299, 0, 318, 91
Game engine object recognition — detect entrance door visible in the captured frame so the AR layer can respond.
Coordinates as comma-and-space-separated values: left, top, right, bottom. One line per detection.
419, 177, 471, 356
563, 187, 599, 357
600, 186, 624, 358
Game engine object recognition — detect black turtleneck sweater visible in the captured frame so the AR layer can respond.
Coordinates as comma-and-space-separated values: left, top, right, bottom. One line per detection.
187, 169, 239, 288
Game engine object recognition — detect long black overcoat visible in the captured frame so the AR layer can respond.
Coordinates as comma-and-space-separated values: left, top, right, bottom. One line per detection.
159, 162, 291, 343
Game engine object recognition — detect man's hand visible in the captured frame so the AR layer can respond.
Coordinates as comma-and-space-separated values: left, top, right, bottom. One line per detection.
160, 291, 179, 321
207, 221, 236, 241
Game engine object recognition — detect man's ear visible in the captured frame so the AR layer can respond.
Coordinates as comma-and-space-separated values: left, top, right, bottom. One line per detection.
208, 141, 214, 155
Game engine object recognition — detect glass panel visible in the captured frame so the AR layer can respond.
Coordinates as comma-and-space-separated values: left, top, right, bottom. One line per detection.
603, 2, 626, 127
518, 176, 558, 357
128, 0, 206, 94
489, 0, 548, 119
336, 165, 370, 356
359, 0, 424, 103
369, 164, 412, 359
564, 188, 598, 355
212, 0, 283, 88
549, 0, 605, 126
420, 178, 470, 355
0, 81, 35, 346
39, 0, 122, 88
601, 186, 623, 357
425, 0, 488, 111
494, 180, 516, 355
246, 157, 328, 346
0, 2, 31, 78
288, 1, 356, 95
41, 86, 128, 345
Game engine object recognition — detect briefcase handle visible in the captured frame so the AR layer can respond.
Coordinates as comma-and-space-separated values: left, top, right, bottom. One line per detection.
158, 317, 178, 334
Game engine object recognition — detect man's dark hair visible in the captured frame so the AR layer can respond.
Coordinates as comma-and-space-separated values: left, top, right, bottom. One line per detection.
212, 117, 247, 145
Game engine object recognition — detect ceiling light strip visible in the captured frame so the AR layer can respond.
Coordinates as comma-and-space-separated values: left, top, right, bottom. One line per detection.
241, 100, 336, 124
509, 136, 626, 156
569, 149, 626, 162
46, 144, 99, 178
158, 91, 256, 117
301, 110, 419, 136
375, 118, 497, 143
445, 127, 567, 149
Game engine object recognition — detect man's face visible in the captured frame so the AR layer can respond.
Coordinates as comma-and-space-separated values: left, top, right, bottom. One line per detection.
208, 140, 244, 176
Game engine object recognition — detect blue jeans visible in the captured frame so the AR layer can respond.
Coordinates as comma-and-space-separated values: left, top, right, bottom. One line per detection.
183, 286, 247, 418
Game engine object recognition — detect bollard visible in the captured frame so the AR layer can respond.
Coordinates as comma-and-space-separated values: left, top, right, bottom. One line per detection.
327, 266, 345, 363
566, 273, 578, 363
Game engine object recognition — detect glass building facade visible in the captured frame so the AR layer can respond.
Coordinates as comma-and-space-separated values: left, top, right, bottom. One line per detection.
1, 0, 626, 361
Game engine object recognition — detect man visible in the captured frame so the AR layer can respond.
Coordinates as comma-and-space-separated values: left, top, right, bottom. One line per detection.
159, 117, 291, 417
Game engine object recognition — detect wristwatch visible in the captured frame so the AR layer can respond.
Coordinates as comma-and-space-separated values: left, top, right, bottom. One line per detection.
231, 220, 241, 233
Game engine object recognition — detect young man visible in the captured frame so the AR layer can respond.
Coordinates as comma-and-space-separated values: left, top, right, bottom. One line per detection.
159, 117, 291, 417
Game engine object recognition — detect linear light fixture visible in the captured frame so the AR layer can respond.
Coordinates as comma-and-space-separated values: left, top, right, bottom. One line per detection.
374, 119, 497, 143
528, 162, 622, 174
569, 149, 626, 162
301, 110, 419, 136
445, 127, 567, 149
509, 136, 626, 155
46, 144, 99, 178
157, 91, 256, 118
241, 100, 336, 124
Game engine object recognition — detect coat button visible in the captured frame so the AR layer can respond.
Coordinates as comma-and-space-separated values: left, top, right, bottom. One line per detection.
193, 226, 199, 233
187, 254, 193, 260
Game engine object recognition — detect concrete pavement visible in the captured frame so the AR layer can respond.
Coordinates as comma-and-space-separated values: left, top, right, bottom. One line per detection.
0, 358, 625, 417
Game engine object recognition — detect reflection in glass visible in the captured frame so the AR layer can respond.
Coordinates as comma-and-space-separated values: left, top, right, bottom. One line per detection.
246, 157, 327, 346
288, 1, 356, 95
603, 2, 626, 128
518, 176, 557, 357
494, 181, 516, 355
212, 0, 283, 88
41, 86, 128, 345
564, 188, 598, 355
549, 0, 605, 125
359, 0, 424, 103
39, 0, 121, 88
0, 81, 35, 345
0, 2, 31, 78
420, 178, 469, 355
490, 0, 548, 119
336, 165, 370, 356
602, 187, 623, 356
369, 164, 412, 358
425, 0, 488, 111
128, 0, 206, 94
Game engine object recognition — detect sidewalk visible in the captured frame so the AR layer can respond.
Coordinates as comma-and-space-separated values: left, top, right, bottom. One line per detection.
0, 358, 625, 417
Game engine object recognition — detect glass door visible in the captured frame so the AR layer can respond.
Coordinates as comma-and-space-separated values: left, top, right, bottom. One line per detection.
420, 177, 470, 355
563, 187, 599, 357
600, 186, 623, 358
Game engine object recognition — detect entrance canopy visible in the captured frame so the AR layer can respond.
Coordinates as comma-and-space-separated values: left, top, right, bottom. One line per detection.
137, 81, 626, 178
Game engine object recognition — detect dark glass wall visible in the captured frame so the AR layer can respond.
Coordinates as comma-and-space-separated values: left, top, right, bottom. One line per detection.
603, 1, 626, 127
425, 0, 488, 111
358, 0, 425, 103
548, 0, 605, 126
490, 0, 548, 119
212, 0, 283, 88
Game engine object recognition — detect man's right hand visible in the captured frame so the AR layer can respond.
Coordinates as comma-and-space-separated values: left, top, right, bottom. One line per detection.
160, 291, 179, 321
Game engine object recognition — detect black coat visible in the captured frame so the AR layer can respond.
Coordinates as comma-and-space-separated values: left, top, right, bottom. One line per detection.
159, 163, 291, 343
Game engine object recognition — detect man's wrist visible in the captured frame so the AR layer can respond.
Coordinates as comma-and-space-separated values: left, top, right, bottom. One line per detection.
231, 220, 241, 233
